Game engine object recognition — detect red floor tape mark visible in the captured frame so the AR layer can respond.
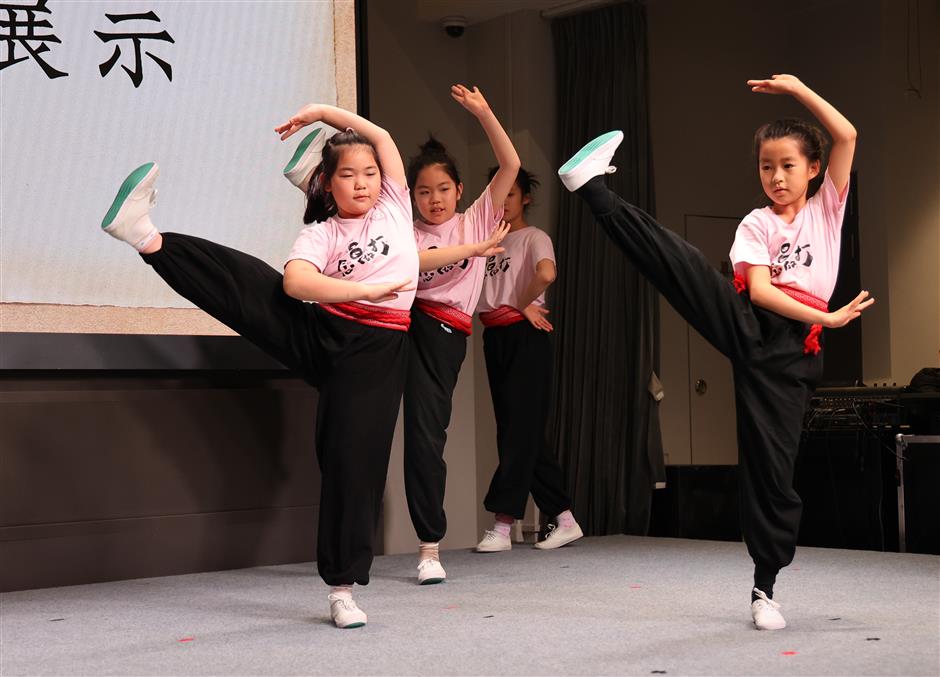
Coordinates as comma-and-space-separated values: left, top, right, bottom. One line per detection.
780, 651, 798, 656
629, 584, 642, 589
178, 637, 195, 643
792, 566, 801, 571
444, 605, 459, 610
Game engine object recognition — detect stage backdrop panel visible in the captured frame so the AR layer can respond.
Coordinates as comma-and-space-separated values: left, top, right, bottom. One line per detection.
1, 0, 357, 334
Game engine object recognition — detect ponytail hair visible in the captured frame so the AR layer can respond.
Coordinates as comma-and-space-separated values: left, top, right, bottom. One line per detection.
303, 129, 381, 224
753, 118, 828, 165
406, 135, 461, 190
488, 165, 540, 212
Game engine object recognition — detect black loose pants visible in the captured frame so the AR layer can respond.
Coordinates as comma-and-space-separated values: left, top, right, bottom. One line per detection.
402, 308, 468, 543
142, 233, 407, 586
576, 178, 822, 577
482, 320, 572, 520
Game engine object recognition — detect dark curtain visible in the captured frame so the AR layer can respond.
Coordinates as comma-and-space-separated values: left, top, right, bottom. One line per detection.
550, 2, 664, 536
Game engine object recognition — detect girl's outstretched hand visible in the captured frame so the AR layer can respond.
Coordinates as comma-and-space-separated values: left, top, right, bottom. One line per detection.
824, 290, 875, 329
360, 279, 415, 304
522, 304, 554, 332
275, 104, 322, 141
747, 74, 806, 96
451, 84, 492, 117
472, 220, 511, 258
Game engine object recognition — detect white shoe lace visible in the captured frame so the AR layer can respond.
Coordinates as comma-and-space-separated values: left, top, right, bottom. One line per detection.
483, 530, 500, 541
329, 596, 359, 613
544, 523, 557, 539
418, 558, 439, 571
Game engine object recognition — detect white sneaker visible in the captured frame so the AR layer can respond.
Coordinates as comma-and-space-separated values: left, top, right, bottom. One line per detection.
417, 558, 446, 585
101, 162, 159, 250
557, 130, 623, 192
475, 530, 511, 553
534, 522, 584, 550
283, 125, 328, 192
751, 588, 786, 630
328, 593, 367, 629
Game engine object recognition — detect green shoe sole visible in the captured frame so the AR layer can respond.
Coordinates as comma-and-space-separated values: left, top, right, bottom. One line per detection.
101, 162, 156, 229
283, 127, 323, 174
558, 130, 622, 174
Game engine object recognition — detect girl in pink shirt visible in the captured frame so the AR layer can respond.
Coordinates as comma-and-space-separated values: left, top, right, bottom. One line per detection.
559, 75, 870, 631
475, 167, 583, 554
403, 85, 519, 585
101, 104, 417, 629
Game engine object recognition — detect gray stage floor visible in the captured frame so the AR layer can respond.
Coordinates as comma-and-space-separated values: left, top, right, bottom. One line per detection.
1, 535, 937, 676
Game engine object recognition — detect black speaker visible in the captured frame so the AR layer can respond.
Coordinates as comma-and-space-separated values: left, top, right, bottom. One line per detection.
898, 438, 940, 555
794, 429, 896, 551
649, 465, 741, 542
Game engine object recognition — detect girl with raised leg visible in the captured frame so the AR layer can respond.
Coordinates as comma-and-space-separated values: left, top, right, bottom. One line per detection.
558, 74, 867, 629
100, 104, 418, 629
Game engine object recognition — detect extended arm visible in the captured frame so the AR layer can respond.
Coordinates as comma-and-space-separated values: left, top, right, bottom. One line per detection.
515, 258, 556, 311
283, 259, 413, 304
747, 74, 857, 194
418, 220, 510, 272
451, 85, 520, 206
275, 104, 406, 187
745, 265, 873, 328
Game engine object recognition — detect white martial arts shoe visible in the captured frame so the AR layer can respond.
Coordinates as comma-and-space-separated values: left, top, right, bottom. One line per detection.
534, 522, 584, 550
101, 162, 160, 251
417, 558, 447, 585
283, 125, 329, 192
475, 530, 511, 553
751, 588, 786, 630
328, 593, 367, 629
557, 130, 623, 192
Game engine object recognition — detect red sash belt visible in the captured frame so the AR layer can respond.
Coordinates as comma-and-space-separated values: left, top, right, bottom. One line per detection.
319, 301, 411, 332
733, 273, 828, 356
479, 305, 525, 328
414, 298, 472, 335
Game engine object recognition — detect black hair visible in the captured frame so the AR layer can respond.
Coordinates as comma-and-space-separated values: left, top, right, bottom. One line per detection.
304, 129, 381, 224
753, 118, 828, 165
406, 135, 461, 191
487, 166, 540, 211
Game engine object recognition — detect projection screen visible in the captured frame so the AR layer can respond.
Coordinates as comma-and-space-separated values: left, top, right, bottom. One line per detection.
1, 0, 358, 342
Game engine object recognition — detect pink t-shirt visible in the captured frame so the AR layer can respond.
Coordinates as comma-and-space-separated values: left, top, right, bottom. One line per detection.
729, 170, 848, 302
414, 186, 504, 314
476, 226, 556, 313
285, 176, 418, 311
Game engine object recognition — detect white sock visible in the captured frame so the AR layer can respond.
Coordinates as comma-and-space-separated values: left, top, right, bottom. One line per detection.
557, 510, 577, 529
419, 542, 440, 562
110, 213, 158, 252
330, 585, 353, 600
493, 520, 512, 538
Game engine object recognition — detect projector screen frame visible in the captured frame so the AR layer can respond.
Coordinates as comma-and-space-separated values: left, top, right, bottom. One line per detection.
0, 0, 367, 371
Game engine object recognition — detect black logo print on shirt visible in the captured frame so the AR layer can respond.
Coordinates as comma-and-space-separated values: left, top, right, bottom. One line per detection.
485, 254, 511, 277
337, 236, 391, 277
420, 246, 469, 283
771, 241, 813, 277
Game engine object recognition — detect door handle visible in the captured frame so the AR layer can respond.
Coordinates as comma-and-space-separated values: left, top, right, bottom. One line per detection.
695, 379, 707, 395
